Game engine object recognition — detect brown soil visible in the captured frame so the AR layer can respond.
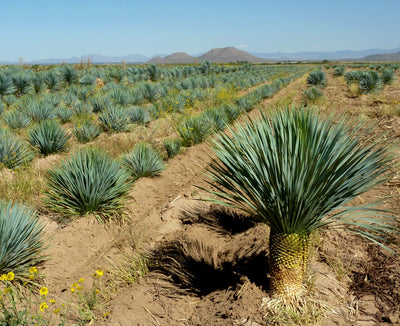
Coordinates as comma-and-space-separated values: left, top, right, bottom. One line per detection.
37, 70, 400, 325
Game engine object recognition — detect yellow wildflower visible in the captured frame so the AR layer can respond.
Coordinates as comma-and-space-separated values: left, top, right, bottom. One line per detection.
29, 266, 38, 274
70, 288, 76, 293
39, 287, 49, 297
103, 311, 110, 318
39, 302, 49, 312
93, 269, 103, 278
95, 289, 100, 294
50, 299, 56, 304
54, 308, 60, 314
78, 278, 84, 283
29, 274, 35, 280
6, 272, 14, 281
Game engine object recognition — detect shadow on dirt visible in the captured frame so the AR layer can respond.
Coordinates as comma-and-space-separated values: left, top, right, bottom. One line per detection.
180, 205, 257, 235
151, 207, 270, 296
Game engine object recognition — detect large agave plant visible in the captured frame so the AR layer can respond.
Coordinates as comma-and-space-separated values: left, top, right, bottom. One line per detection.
0, 129, 34, 169
44, 147, 133, 223
0, 200, 46, 274
28, 119, 70, 156
204, 107, 397, 298
98, 105, 129, 133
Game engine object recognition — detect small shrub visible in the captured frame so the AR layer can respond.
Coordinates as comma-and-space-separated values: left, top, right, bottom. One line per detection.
44, 147, 133, 222
163, 138, 181, 158
307, 70, 327, 88
28, 120, 70, 155
303, 86, 323, 104
0, 129, 34, 169
0, 200, 46, 274
176, 115, 213, 147
3, 109, 31, 129
98, 105, 129, 133
72, 119, 102, 143
121, 143, 165, 180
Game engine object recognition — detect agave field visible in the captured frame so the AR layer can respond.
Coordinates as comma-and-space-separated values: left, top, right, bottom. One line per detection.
0, 61, 399, 325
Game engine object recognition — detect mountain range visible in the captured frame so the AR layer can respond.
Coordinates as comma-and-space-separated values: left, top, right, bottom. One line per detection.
2, 46, 400, 65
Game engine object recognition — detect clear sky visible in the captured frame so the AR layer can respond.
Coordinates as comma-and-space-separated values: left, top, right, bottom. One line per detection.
1, 0, 399, 61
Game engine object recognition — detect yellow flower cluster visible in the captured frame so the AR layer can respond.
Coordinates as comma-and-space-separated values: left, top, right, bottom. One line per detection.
0, 272, 15, 282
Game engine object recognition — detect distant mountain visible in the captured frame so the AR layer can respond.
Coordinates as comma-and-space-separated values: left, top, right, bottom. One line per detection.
359, 51, 400, 61
146, 47, 268, 64
251, 47, 400, 61
147, 52, 195, 64
197, 47, 268, 63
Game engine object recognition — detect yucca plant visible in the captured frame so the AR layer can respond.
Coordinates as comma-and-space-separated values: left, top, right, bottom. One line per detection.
28, 119, 70, 155
0, 129, 34, 169
12, 73, 33, 96
176, 115, 214, 147
72, 118, 102, 143
44, 147, 133, 223
204, 107, 397, 298
3, 109, 31, 129
203, 107, 228, 131
107, 88, 131, 106
307, 70, 327, 88
121, 143, 165, 181
163, 138, 181, 158
90, 96, 112, 113
0, 200, 46, 275
98, 105, 129, 133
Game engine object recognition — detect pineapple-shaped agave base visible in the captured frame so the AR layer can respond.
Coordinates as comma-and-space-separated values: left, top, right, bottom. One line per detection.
269, 231, 310, 298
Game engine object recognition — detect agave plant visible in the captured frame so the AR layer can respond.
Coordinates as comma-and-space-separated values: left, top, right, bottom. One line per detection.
3, 109, 31, 129
44, 147, 133, 223
28, 119, 70, 155
98, 105, 129, 133
333, 66, 345, 76
204, 107, 397, 298
381, 68, 396, 85
72, 118, 102, 143
127, 106, 151, 125
302, 86, 323, 104
0, 129, 34, 169
56, 107, 73, 124
59, 65, 78, 85
12, 72, 33, 96
163, 138, 181, 158
358, 70, 382, 94
176, 115, 214, 147
121, 143, 165, 180
307, 70, 327, 88
0, 73, 16, 99
0, 200, 46, 274
23, 101, 57, 122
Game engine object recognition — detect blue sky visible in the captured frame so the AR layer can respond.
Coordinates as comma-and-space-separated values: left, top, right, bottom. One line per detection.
1, 0, 399, 61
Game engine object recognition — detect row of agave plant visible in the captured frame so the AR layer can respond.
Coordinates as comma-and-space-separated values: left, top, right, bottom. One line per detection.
0, 64, 310, 278
302, 69, 327, 104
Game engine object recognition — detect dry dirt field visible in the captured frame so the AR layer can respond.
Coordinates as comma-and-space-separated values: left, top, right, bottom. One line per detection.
34, 68, 400, 326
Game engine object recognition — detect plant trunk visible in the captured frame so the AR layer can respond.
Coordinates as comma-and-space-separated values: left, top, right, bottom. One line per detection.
268, 231, 310, 298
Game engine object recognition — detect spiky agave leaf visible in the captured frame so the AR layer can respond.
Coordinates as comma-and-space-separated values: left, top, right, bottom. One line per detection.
0, 200, 47, 275
203, 107, 397, 297
72, 118, 102, 143
44, 147, 133, 223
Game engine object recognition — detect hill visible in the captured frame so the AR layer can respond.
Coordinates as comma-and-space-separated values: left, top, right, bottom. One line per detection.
147, 52, 195, 64
197, 47, 268, 63
359, 51, 400, 61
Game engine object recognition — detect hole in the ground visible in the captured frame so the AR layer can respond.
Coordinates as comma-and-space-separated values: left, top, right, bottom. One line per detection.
180, 205, 257, 235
